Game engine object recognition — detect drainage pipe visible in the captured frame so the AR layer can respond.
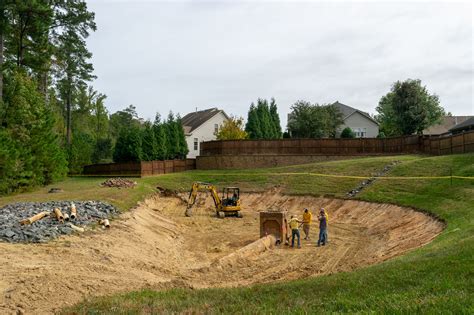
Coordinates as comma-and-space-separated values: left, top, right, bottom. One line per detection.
54, 207, 64, 222
19, 211, 49, 225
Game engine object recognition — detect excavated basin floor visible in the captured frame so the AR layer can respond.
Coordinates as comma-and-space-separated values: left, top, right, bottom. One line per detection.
0, 191, 443, 314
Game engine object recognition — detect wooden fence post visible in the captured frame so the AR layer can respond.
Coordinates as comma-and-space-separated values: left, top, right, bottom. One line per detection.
462, 132, 466, 153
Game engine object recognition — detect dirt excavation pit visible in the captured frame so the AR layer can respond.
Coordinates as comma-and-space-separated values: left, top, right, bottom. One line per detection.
0, 191, 444, 314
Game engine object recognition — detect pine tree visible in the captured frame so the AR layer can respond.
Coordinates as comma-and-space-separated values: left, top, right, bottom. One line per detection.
176, 115, 188, 159
141, 121, 157, 161
113, 126, 142, 162
165, 112, 179, 159
245, 103, 262, 139
269, 98, 282, 139
54, 1, 96, 146
153, 113, 168, 160
256, 99, 273, 139
0, 129, 20, 194
1, 70, 67, 189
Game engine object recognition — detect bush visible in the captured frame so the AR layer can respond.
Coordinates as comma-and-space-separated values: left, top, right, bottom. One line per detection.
340, 127, 355, 138
377, 132, 386, 138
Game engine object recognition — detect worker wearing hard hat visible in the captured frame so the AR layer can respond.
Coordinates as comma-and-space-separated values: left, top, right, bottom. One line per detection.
302, 208, 312, 240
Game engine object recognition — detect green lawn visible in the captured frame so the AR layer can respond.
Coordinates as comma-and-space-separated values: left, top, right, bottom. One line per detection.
2, 154, 473, 314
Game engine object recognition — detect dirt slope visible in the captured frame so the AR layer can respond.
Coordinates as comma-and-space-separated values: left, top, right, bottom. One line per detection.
0, 192, 443, 314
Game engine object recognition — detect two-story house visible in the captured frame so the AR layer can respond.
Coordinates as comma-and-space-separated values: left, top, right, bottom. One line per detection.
181, 108, 229, 159
332, 101, 379, 138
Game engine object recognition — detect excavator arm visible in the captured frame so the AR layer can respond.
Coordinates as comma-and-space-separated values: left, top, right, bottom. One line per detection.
185, 182, 222, 216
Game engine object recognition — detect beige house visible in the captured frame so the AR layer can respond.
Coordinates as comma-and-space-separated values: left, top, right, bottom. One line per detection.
423, 116, 473, 136
332, 101, 379, 138
181, 108, 229, 159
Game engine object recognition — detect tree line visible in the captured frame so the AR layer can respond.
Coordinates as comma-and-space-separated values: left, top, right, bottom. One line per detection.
111, 109, 188, 164
0, 1, 188, 194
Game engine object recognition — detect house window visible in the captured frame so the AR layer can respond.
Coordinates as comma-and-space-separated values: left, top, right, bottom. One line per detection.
194, 138, 198, 151
353, 128, 367, 138
214, 124, 219, 134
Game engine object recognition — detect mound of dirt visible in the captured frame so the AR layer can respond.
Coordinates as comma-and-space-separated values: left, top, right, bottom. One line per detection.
0, 192, 443, 314
101, 178, 137, 188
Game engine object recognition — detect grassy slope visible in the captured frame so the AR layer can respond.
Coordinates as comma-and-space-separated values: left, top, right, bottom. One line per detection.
2, 154, 473, 313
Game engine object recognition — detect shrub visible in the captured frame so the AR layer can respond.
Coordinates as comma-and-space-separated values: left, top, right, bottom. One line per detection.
340, 127, 355, 138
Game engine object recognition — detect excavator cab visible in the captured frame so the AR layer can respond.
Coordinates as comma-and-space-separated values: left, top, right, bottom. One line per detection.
222, 187, 240, 207
185, 182, 242, 218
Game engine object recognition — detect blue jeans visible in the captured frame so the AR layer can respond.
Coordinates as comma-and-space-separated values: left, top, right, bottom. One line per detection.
318, 228, 328, 246
291, 229, 301, 247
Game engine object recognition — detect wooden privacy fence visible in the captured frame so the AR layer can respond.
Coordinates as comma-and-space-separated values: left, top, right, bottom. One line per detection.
200, 131, 474, 156
200, 135, 421, 156
422, 131, 474, 155
83, 159, 196, 177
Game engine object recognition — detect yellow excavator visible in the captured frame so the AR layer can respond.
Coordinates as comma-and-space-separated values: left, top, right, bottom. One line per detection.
185, 182, 243, 218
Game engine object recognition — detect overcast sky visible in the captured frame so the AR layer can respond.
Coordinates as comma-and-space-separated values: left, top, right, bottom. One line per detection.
86, 0, 473, 128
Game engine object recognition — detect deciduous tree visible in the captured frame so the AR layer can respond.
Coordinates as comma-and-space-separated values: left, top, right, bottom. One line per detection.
287, 101, 343, 138
216, 116, 248, 140
376, 79, 445, 136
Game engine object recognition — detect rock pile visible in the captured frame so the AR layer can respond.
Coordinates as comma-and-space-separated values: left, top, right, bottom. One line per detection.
0, 201, 118, 243
101, 178, 137, 188
347, 161, 400, 198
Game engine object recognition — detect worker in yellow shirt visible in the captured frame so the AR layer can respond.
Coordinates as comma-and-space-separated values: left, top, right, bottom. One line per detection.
302, 208, 312, 240
288, 215, 302, 248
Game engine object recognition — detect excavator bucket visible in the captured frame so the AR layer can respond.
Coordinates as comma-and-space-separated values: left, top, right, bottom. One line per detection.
260, 210, 289, 245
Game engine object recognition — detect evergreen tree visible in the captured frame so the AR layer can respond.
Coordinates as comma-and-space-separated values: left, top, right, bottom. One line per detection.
0, 129, 20, 194
165, 112, 179, 159
1, 70, 67, 190
176, 115, 188, 159
113, 126, 142, 162
141, 121, 157, 161
245, 103, 262, 139
153, 113, 168, 160
246, 98, 282, 139
256, 99, 273, 139
68, 132, 94, 173
91, 138, 112, 163
54, 1, 96, 146
269, 98, 282, 138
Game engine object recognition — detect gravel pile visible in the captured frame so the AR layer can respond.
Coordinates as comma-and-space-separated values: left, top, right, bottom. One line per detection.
0, 201, 118, 243
101, 178, 137, 188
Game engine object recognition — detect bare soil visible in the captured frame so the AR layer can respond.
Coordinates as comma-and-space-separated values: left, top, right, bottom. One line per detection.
0, 191, 443, 314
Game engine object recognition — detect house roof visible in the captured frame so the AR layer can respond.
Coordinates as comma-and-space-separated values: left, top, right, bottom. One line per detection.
449, 116, 474, 132
181, 107, 228, 133
423, 116, 474, 135
331, 101, 379, 125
